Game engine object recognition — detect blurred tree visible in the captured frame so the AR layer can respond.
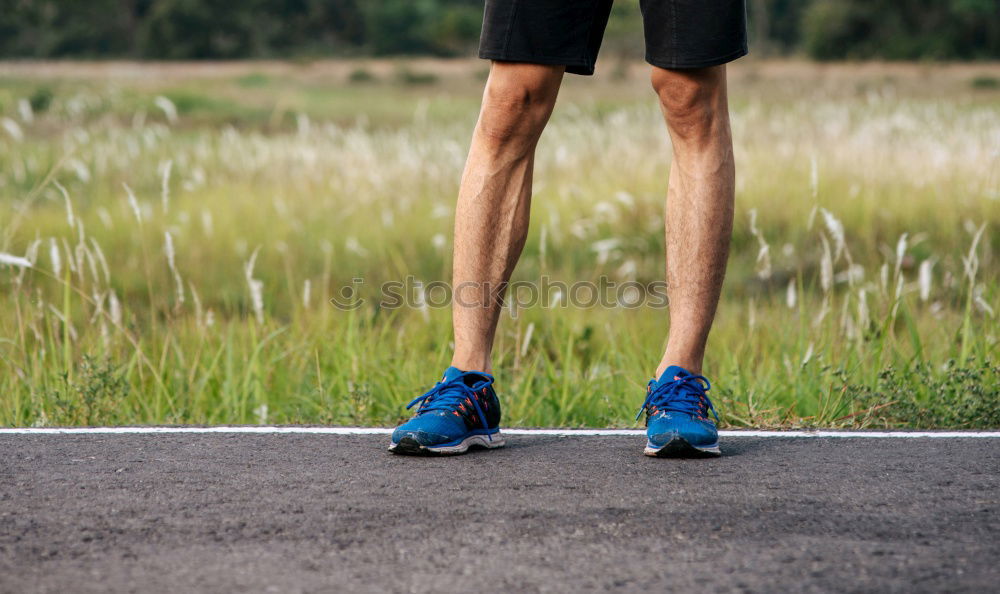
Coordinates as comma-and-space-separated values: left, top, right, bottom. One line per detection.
0, 0, 140, 57
601, 0, 644, 64
0, 0, 996, 60
802, 0, 1000, 60
359, 0, 480, 56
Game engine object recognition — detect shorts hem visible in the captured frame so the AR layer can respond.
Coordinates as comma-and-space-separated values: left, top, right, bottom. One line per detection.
645, 46, 749, 70
478, 51, 596, 76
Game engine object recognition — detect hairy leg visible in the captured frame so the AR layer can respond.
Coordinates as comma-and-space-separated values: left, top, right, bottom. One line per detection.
451, 62, 565, 373
651, 65, 736, 377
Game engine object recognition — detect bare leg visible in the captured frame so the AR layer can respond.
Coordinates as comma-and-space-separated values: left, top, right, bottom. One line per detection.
450, 62, 565, 373
651, 65, 736, 377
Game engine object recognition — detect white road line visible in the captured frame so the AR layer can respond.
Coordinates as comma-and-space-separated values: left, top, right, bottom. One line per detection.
0, 427, 998, 438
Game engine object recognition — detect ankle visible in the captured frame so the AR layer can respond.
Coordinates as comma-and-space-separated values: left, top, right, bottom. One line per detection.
450, 354, 493, 375
655, 359, 703, 378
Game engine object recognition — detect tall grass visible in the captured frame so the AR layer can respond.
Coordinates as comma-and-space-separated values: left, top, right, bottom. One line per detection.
0, 62, 997, 428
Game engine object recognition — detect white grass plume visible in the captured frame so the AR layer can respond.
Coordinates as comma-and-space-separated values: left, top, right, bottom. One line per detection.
160, 160, 173, 213
47, 303, 77, 342
895, 233, 909, 272
255, 403, 269, 425
164, 231, 185, 306
67, 158, 91, 183
801, 342, 815, 367
49, 238, 62, 278
0, 253, 32, 268
431, 234, 446, 251
962, 223, 986, 283
17, 98, 34, 124
893, 233, 909, 300
813, 296, 830, 328
53, 181, 75, 229
154, 96, 178, 125
22, 239, 41, 271
1, 117, 23, 141
244, 247, 265, 324
975, 289, 995, 318
345, 237, 369, 257
60, 238, 76, 275
520, 322, 535, 357
549, 288, 564, 308
413, 280, 429, 322
819, 235, 833, 293
820, 208, 845, 262
89, 238, 111, 285
123, 183, 142, 224
189, 282, 205, 329
918, 260, 934, 302
109, 290, 122, 326
749, 209, 772, 280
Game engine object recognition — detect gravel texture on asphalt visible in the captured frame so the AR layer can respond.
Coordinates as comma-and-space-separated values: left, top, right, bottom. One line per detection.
2, 434, 998, 593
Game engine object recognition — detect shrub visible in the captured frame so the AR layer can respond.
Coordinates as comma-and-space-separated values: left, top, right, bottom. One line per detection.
394, 66, 438, 86
348, 68, 377, 84
971, 76, 999, 90
850, 361, 1000, 429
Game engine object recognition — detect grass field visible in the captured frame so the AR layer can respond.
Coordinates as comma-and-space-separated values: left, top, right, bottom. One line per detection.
0, 59, 997, 429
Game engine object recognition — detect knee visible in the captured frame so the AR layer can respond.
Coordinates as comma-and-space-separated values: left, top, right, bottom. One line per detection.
478, 64, 562, 147
651, 66, 726, 142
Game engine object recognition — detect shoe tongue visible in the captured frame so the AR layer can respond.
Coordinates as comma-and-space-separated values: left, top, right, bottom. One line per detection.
656, 365, 691, 385
442, 366, 464, 382
441, 366, 490, 386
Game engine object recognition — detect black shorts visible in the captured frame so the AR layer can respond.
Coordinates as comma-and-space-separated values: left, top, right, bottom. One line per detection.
478, 0, 748, 76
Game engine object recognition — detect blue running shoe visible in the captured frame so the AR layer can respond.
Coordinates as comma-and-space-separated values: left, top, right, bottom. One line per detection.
637, 365, 721, 457
389, 366, 504, 455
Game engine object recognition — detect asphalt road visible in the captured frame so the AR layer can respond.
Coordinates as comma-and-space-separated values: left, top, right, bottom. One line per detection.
2, 434, 998, 593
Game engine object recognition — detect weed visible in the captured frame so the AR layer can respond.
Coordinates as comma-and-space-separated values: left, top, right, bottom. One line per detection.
971, 75, 999, 89
849, 361, 1000, 428
394, 66, 438, 85
348, 68, 377, 84
44, 357, 132, 426
29, 86, 54, 112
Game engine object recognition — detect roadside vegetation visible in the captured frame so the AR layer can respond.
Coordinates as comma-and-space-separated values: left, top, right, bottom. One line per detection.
0, 60, 997, 428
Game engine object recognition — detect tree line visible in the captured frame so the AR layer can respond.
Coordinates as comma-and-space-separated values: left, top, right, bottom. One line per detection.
1, 0, 997, 60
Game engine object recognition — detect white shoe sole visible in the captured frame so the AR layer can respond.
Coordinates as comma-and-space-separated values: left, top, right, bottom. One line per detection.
644, 436, 721, 457
388, 432, 506, 455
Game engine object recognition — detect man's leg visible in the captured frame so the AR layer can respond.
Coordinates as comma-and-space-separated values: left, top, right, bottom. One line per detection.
651, 65, 735, 377
389, 62, 562, 455
450, 62, 565, 373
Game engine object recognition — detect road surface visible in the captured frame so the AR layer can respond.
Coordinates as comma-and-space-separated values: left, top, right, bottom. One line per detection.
2, 432, 998, 593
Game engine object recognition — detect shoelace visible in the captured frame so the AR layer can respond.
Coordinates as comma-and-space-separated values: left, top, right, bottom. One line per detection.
407, 371, 495, 441
635, 373, 719, 422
